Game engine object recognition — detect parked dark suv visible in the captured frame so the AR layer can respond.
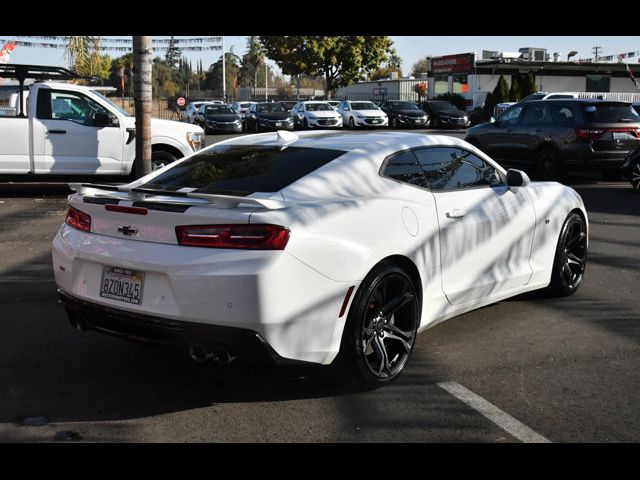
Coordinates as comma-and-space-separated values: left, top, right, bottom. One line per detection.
465, 99, 640, 180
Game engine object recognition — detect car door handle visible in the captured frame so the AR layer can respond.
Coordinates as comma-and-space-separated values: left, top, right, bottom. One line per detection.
47, 129, 67, 134
446, 208, 466, 219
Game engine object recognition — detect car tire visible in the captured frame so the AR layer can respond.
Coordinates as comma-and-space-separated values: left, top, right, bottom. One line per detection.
631, 160, 640, 192
304, 118, 310, 129
546, 212, 588, 297
255, 121, 260, 133
391, 117, 398, 129
151, 150, 178, 171
334, 262, 420, 388
535, 146, 562, 181
349, 117, 356, 129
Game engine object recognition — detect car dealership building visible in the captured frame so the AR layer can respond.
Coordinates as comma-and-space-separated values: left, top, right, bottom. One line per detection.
427, 49, 640, 110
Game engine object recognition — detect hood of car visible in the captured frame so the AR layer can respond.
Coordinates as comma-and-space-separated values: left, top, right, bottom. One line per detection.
437, 109, 467, 118
306, 111, 340, 118
206, 114, 241, 121
352, 109, 386, 117
257, 112, 292, 120
397, 110, 426, 117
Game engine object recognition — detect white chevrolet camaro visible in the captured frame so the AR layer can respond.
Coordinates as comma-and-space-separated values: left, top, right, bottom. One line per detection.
52, 131, 588, 386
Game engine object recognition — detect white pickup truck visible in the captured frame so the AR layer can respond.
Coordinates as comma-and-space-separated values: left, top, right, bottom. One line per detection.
0, 81, 205, 177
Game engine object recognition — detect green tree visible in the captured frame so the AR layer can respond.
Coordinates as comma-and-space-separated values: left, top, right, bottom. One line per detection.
411, 58, 430, 77
204, 49, 241, 98
520, 73, 537, 97
259, 36, 394, 97
165, 36, 181, 70
239, 36, 265, 88
509, 76, 521, 101
65, 36, 102, 78
493, 75, 510, 103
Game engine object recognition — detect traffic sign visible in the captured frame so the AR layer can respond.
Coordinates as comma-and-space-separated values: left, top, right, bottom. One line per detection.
176, 97, 186, 107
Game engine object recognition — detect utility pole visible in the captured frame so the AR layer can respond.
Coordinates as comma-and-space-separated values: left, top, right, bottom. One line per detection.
265, 62, 268, 101
222, 36, 226, 102
592, 46, 602, 62
133, 36, 152, 178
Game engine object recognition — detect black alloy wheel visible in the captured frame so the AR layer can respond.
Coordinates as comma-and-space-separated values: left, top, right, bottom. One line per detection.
536, 147, 562, 181
337, 263, 419, 386
632, 161, 640, 192
548, 212, 588, 296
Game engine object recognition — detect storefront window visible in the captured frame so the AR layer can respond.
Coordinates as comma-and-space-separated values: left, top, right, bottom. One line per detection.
586, 75, 610, 92
434, 75, 448, 95
453, 74, 468, 94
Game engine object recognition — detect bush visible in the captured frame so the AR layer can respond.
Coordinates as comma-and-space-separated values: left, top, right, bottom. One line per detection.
433, 93, 467, 111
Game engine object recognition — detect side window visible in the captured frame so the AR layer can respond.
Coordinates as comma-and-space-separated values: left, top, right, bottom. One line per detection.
520, 104, 546, 126
498, 104, 523, 126
381, 150, 428, 189
548, 104, 576, 126
49, 91, 107, 125
413, 147, 502, 191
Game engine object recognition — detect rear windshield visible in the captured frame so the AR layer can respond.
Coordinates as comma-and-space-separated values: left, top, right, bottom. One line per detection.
584, 103, 640, 123
143, 145, 346, 196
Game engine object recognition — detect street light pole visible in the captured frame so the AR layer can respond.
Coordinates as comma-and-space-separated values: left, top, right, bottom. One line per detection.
265, 62, 268, 101
222, 36, 226, 102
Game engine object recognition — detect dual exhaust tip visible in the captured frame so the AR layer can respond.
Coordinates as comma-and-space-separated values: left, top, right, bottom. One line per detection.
188, 344, 235, 365
69, 314, 235, 366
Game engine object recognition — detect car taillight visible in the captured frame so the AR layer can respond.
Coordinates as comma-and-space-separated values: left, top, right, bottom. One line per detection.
65, 206, 91, 232
175, 224, 290, 250
575, 128, 604, 140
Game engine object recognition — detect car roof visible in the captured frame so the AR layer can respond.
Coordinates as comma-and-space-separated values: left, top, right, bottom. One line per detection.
217, 130, 470, 156
526, 98, 631, 105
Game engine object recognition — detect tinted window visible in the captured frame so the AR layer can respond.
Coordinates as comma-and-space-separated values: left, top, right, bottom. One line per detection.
498, 105, 523, 126
520, 104, 546, 126
144, 145, 346, 196
583, 103, 640, 123
414, 147, 502, 191
382, 150, 428, 188
549, 104, 576, 125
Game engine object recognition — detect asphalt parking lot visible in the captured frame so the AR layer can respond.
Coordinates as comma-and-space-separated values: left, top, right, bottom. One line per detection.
0, 129, 638, 442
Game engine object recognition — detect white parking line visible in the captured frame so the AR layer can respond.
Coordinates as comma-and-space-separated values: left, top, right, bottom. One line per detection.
437, 381, 551, 443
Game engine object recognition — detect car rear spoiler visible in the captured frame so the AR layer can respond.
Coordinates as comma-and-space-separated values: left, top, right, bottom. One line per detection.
68, 183, 287, 210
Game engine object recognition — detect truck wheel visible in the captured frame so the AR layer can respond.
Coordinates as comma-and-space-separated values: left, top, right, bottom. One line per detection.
151, 151, 177, 171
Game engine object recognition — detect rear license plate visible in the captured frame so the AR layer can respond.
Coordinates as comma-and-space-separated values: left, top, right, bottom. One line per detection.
275, 122, 282, 127
100, 266, 145, 305
613, 131, 636, 140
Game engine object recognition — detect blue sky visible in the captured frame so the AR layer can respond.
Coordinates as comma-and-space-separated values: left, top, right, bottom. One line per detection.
6, 36, 640, 74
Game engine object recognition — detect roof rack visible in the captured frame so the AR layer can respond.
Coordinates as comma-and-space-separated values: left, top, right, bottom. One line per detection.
0, 64, 81, 82
0, 64, 81, 117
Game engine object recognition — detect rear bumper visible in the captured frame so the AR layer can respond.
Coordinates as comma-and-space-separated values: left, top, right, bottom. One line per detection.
52, 225, 352, 365
565, 144, 632, 169
59, 289, 296, 365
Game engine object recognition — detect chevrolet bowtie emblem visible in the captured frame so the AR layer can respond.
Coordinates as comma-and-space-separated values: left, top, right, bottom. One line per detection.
118, 225, 138, 236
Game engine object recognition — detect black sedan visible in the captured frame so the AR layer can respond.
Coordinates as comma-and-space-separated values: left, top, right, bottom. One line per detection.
195, 104, 243, 134
421, 100, 470, 129
245, 102, 295, 132
379, 100, 428, 128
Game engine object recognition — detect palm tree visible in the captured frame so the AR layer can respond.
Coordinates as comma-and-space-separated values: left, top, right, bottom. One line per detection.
64, 36, 102, 77
133, 36, 152, 178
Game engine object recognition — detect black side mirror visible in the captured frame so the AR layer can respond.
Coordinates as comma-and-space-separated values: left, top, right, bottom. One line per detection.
94, 112, 119, 128
506, 169, 530, 191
